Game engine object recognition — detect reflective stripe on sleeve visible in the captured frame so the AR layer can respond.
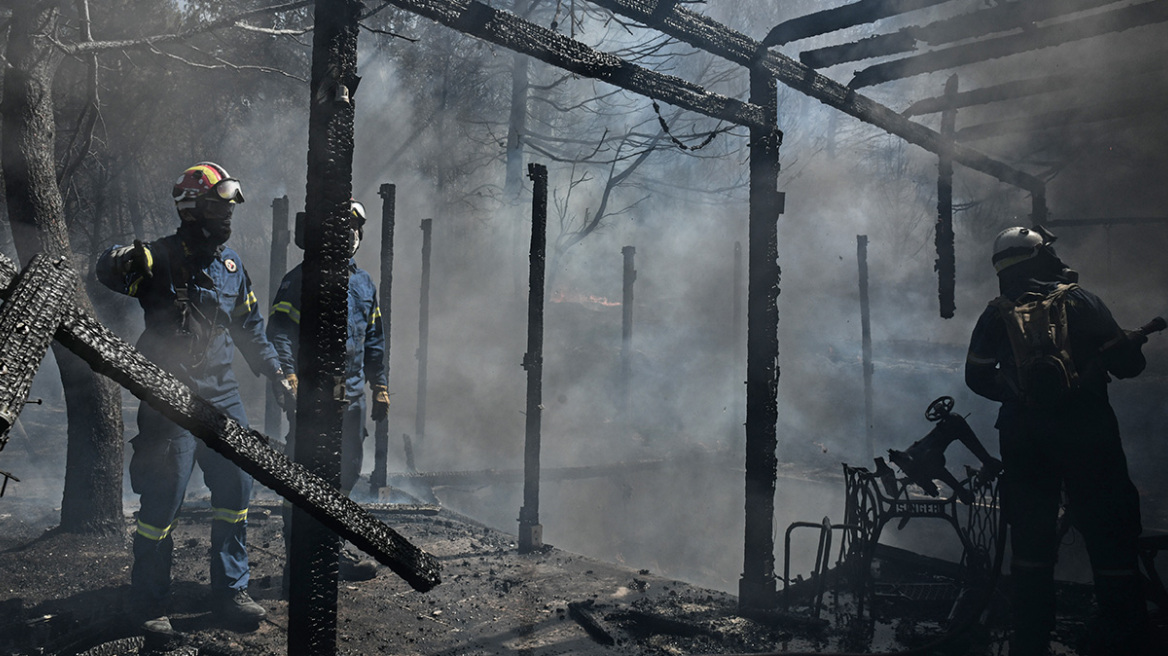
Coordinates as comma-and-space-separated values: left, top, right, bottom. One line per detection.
136, 519, 174, 541
232, 291, 259, 318
966, 353, 997, 365
211, 507, 248, 524
270, 301, 301, 324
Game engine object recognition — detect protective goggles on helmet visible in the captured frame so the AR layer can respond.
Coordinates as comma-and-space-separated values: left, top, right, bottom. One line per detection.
210, 178, 245, 204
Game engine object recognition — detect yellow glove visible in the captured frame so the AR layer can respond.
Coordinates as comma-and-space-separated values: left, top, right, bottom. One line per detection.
283, 373, 298, 396
371, 384, 390, 421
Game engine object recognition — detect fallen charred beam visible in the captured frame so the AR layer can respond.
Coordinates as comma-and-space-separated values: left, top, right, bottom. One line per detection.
850, 0, 1168, 89
802, 0, 1123, 68
568, 600, 619, 646
585, 0, 1044, 194
901, 60, 1168, 116
613, 609, 719, 638
382, 0, 769, 130
0, 255, 74, 439
0, 253, 442, 592
762, 0, 949, 47
387, 459, 669, 487
954, 92, 1168, 143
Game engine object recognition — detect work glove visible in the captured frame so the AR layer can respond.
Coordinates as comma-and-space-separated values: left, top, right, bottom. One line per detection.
1124, 329, 1149, 347
274, 371, 297, 410
371, 384, 390, 421
110, 239, 154, 278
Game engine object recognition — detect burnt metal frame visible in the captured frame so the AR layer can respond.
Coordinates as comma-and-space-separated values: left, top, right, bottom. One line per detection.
839, 463, 1001, 619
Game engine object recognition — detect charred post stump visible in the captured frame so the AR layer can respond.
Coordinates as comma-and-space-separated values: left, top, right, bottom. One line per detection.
371, 183, 396, 497
415, 218, 432, 449
518, 162, 548, 554
739, 66, 783, 610
289, 1, 362, 654
857, 236, 874, 465
935, 74, 958, 319
265, 195, 291, 439
619, 245, 636, 418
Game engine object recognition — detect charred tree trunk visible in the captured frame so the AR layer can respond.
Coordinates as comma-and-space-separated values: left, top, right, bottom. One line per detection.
1, 3, 123, 534
288, 1, 362, 654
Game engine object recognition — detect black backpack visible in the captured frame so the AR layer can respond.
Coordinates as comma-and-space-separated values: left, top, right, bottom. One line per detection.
991, 283, 1079, 406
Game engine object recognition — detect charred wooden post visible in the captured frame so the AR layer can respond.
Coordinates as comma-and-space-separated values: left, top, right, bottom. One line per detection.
264, 195, 291, 439
763, 0, 950, 47
857, 236, 874, 466
732, 240, 744, 449
371, 183, 396, 495
935, 75, 958, 319
416, 218, 433, 448
0, 254, 74, 441
1031, 188, 1048, 227
0, 253, 441, 589
289, 1, 363, 652
850, 1, 1168, 88
519, 162, 548, 554
619, 245, 636, 417
740, 66, 783, 611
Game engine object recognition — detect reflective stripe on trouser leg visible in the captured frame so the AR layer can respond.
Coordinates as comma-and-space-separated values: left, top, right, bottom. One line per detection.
199, 396, 253, 592
130, 405, 199, 603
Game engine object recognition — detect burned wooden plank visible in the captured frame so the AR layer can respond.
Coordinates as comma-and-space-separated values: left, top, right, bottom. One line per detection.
901, 59, 1168, 116
0, 255, 75, 439
382, 0, 769, 131
954, 92, 1168, 143
585, 0, 1044, 194
762, 0, 950, 47
850, 1, 1168, 89
0, 253, 441, 592
568, 600, 619, 646
801, 0, 1123, 68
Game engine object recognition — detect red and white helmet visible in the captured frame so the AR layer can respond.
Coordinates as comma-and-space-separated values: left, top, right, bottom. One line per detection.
172, 162, 245, 211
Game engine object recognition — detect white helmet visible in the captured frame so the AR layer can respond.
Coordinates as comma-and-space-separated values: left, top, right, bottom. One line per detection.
991, 226, 1045, 273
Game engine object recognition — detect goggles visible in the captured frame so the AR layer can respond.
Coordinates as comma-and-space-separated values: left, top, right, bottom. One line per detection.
211, 178, 245, 204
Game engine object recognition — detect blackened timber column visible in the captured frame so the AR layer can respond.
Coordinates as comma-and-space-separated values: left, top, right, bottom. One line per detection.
265, 195, 291, 438
289, 1, 360, 654
371, 183, 396, 494
740, 65, 783, 610
416, 218, 433, 449
519, 162, 548, 554
620, 245, 636, 417
857, 236, 874, 465
935, 75, 958, 319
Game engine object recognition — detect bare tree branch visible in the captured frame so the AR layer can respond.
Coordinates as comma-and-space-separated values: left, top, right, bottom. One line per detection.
146, 42, 308, 82
58, 0, 100, 185
54, 1, 312, 55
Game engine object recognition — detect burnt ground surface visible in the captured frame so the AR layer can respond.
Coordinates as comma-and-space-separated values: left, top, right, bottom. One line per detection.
2, 490, 1167, 656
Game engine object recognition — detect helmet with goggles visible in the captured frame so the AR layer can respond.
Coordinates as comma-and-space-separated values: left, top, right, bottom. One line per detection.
172, 162, 245, 211
991, 226, 1046, 273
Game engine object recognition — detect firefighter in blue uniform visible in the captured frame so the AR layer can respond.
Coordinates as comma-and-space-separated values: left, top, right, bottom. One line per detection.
965, 227, 1149, 656
267, 199, 389, 581
96, 162, 291, 632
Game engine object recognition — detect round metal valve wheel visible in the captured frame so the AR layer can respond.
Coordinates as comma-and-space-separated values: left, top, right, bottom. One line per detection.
925, 395, 955, 422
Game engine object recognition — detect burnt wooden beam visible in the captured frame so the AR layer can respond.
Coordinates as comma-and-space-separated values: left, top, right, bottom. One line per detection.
850, 1, 1168, 89
1046, 217, 1168, 228
0, 254, 74, 439
901, 61, 1168, 116
585, 0, 1044, 193
935, 74, 957, 320
370, 183, 396, 492
802, 0, 1123, 69
0, 253, 442, 591
519, 163, 548, 554
382, 0, 769, 131
762, 0, 951, 47
264, 196, 291, 440
954, 92, 1168, 143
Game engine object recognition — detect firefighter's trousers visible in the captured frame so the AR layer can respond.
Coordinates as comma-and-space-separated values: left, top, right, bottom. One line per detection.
129, 397, 253, 604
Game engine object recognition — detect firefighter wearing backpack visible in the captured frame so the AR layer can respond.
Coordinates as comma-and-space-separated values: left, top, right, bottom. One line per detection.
965, 226, 1150, 656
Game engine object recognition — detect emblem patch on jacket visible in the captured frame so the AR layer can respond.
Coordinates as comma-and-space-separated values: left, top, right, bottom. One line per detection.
224, 259, 238, 272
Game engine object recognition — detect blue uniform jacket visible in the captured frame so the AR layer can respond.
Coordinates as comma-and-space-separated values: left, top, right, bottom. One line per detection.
96, 233, 282, 404
266, 261, 387, 402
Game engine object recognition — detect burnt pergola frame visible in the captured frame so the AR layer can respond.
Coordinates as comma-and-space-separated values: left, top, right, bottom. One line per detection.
370, 0, 1067, 611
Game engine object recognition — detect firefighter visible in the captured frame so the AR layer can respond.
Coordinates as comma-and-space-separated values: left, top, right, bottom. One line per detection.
267, 199, 389, 582
965, 226, 1150, 656
97, 162, 290, 633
